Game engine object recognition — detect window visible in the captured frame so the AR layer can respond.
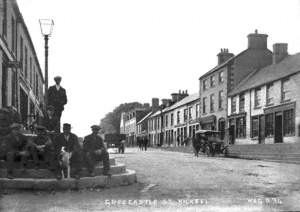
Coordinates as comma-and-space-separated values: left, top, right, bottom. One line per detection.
184, 109, 188, 122
219, 71, 224, 83
2, 0, 7, 37
282, 78, 291, 102
254, 87, 261, 108
20, 37, 24, 75
165, 115, 168, 127
239, 93, 245, 112
188, 107, 192, 120
11, 17, 16, 52
202, 97, 207, 114
266, 83, 274, 105
251, 116, 259, 138
283, 109, 295, 136
210, 94, 215, 112
231, 96, 237, 113
25, 47, 28, 79
210, 75, 216, 87
177, 111, 180, 124
265, 113, 274, 137
236, 116, 246, 138
171, 113, 174, 126
203, 79, 208, 91
30, 57, 33, 85
196, 104, 200, 118
219, 91, 224, 110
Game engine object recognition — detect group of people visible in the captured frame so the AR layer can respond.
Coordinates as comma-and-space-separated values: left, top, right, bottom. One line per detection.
137, 137, 148, 151
0, 123, 111, 180
0, 76, 111, 180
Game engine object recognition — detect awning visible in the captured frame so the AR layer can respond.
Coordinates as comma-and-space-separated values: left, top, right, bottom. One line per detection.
200, 115, 216, 125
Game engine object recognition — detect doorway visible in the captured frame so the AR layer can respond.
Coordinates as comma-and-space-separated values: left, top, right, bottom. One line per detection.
20, 88, 28, 125
275, 113, 283, 143
218, 118, 226, 140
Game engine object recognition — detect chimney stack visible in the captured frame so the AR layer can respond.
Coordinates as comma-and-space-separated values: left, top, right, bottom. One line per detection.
151, 98, 159, 112
247, 29, 268, 49
273, 43, 288, 64
217, 48, 234, 65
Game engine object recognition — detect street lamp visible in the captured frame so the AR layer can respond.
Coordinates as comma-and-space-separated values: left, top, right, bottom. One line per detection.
39, 19, 54, 109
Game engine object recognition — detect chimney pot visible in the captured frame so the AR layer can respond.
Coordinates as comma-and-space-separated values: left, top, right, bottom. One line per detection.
247, 30, 268, 49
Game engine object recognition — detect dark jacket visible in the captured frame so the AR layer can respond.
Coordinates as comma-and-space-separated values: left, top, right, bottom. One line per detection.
48, 86, 67, 112
3, 133, 29, 152
54, 133, 80, 153
43, 115, 59, 132
83, 134, 105, 153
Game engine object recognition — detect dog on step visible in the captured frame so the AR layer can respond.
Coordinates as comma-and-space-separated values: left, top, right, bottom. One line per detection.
59, 147, 71, 179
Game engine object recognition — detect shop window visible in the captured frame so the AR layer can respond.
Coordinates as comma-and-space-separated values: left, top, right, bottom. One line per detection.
283, 109, 295, 136
236, 116, 246, 138
265, 113, 274, 137
251, 116, 259, 138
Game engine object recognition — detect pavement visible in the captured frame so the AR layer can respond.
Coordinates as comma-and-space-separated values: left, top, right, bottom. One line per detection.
1, 147, 300, 212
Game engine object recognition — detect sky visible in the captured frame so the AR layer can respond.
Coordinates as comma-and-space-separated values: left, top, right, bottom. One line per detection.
17, 0, 300, 136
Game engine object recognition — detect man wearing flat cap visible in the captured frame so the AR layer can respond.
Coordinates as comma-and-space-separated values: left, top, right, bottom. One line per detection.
43, 105, 60, 134
3, 123, 31, 179
83, 125, 111, 177
48, 76, 67, 132
30, 125, 56, 170
53, 123, 82, 179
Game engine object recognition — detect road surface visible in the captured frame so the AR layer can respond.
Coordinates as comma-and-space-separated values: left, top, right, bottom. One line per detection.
1, 148, 299, 211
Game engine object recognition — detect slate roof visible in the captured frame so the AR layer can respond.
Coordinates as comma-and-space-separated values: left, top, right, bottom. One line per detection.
228, 53, 300, 96
199, 50, 246, 80
137, 112, 153, 125
164, 93, 199, 112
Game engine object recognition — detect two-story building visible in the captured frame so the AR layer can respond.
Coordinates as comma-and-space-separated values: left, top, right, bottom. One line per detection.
163, 92, 200, 146
0, 0, 44, 126
199, 30, 273, 137
228, 43, 300, 145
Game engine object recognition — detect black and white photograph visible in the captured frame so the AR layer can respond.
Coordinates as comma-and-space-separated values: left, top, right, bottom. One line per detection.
0, 0, 300, 211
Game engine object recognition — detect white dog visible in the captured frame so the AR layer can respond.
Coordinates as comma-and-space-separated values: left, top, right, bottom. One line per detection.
60, 147, 71, 179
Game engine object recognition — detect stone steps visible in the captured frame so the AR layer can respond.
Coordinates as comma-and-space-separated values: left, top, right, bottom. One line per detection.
0, 163, 126, 179
0, 169, 137, 190
0, 158, 116, 169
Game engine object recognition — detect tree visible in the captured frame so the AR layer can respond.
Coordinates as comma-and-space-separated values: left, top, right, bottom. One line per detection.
100, 102, 144, 134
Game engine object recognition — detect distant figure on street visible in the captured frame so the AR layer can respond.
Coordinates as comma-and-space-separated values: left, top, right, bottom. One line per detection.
143, 137, 148, 151
83, 125, 111, 177
192, 135, 201, 157
177, 135, 180, 146
48, 76, 67, 132
119, 139, 126, 154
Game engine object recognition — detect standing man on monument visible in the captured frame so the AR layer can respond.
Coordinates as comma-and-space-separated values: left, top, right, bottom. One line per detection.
48, 76, 67, 132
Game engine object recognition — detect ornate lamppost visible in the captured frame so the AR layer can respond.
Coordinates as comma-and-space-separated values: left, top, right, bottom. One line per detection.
39, 19, 54, 109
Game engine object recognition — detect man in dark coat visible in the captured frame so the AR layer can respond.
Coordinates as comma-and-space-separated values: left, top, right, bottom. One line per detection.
30, 125, 56, 170
54, 123, 82, 179
48, 76, 67, 131
3, 123, 31, 179
83, 125, 111, 177
43, 105, 60, 134
143, 136, 148, 151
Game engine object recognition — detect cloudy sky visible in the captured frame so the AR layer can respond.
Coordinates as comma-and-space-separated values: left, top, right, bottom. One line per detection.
17, 0, 300, 136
